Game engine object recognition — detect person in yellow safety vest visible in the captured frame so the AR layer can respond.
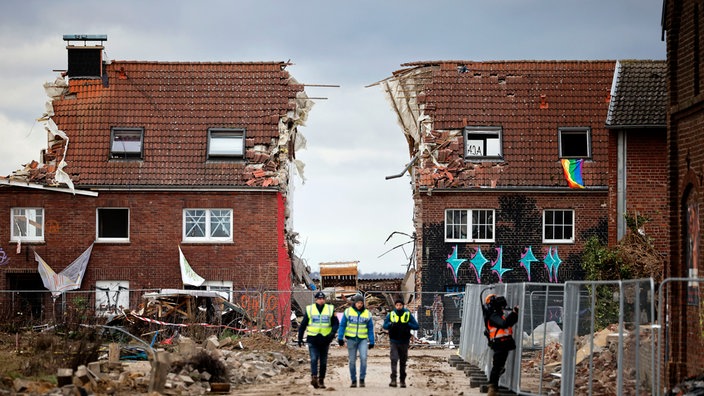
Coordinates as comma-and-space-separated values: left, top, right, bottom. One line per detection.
382, 298, 419, 388
337, 294, 375, 388
483, 294, 519, 396
298, 291, 339, 389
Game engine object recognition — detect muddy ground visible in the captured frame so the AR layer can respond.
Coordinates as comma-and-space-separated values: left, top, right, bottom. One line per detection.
232, 344, 484, 396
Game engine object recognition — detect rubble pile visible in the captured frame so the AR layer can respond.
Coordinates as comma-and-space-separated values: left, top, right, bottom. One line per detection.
524, 324, 656, 395
1, 332, 303, 396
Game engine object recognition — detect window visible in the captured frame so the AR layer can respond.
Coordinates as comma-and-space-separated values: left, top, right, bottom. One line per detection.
205, 280, 233, 301
11, 208, 44, 242
110, 127, 143, 159
97, 208, 129, 242
208, 128, 245, 159
183, 209, 233, 242
559, 128, 591, 158
445, 209, 495, 242
464, 127, 502, 159
543, 209, 575, 243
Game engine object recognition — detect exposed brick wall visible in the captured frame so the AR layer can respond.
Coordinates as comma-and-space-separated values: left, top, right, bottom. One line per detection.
664, 0, 704, 387
0, 188, 284, 292
416, 191, 608, 292
607, 129, 670, 258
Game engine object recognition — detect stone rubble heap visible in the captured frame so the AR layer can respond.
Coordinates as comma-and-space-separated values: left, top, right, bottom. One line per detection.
5, 334, 300, 396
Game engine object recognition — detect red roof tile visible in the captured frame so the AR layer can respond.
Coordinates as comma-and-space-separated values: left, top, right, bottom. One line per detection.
51, 61, 306, 187
385, 60, 616, 188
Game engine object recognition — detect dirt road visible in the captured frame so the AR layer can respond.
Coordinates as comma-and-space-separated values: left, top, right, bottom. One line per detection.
232, 344, 485, 396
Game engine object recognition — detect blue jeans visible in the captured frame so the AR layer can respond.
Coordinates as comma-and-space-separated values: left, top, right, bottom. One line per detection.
346, 337, 369, 381
308, 342, 330, 378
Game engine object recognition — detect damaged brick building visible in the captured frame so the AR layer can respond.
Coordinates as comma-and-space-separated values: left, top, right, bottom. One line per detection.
0, 35, 313, 323
377, 61, 617, 319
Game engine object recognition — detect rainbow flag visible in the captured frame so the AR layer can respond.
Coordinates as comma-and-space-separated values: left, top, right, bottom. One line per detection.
561, 159, 585, 189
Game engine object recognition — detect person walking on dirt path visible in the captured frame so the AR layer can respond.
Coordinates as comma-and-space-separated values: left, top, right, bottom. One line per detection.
382, 298, 419, 388
298, 291, 339, 389
338, 294, 375, 388
483, 294, 519, 396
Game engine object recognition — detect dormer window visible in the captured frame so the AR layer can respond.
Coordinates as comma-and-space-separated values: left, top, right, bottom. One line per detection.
464, 126, 502, 160
208, 128, 245, 159
559, 127, 591, 158
110, 127, 143, 159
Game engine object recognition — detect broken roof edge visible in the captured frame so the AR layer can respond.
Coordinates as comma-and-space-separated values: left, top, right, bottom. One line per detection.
0, 178, 98, 196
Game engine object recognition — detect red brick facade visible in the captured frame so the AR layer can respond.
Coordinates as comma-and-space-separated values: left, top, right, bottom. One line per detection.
663, 0, 704, 387
0, 189, 284, 291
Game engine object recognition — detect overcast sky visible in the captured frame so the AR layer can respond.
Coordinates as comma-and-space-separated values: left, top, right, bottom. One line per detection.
0, 0, 666, 274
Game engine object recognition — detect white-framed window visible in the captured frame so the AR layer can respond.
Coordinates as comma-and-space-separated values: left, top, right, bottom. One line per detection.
559, 127, 591, 158
543, 209, 575, 243
207, 128, 245, 159
96, 208, 130, 242
183, 209, 233, 242
95, 280, 130, 316
204, 280, 234, 301
464, 126, 502, 159
445, 209, 495, 242
110, 127, 144, 159
11, 208, 44, 242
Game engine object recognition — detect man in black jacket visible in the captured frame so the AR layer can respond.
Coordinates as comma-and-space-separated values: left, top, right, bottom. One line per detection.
298, 291, 339, 389
382, 298, 419, 388
483, 294, 519, 396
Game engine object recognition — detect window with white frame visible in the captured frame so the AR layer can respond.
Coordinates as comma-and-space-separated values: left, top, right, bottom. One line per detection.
543, 209, 575, 243
183, 209, 233, 242
11, 208, 44, 242
205, 280, 233, 301
97, 208, 130, 242
464, 127, 502, 159
207, 128, 245, 159
445, 209, 495, 242
110, 127, 144, 159
559, 127, 591, 158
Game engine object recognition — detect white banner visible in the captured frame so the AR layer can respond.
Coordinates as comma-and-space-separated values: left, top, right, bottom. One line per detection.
179, 246, 205, 287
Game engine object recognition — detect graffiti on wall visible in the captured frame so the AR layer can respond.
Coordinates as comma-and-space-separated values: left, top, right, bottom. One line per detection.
489, 246, 511, 283
0, 247, 9, 266
239, 293, 282, 330
444, 245, 563, 283
446, 245, 466, 283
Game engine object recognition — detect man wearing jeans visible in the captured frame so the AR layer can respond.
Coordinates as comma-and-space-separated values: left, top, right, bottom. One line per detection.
298, 291, 338, 389
338, 294, 375, 388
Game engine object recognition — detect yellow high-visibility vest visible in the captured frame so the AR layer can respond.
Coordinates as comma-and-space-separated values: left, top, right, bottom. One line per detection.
306, 304, 334, 337
390, 310, 410, 323
343, 307, 371, 339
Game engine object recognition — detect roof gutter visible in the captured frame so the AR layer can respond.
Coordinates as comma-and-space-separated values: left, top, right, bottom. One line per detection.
0, 179, 98, 197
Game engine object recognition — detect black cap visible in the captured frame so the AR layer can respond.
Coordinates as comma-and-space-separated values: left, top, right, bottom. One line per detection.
314, 291, 325, 299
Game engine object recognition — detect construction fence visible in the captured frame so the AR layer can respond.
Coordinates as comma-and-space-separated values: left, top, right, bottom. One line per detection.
456, 278, 704, 396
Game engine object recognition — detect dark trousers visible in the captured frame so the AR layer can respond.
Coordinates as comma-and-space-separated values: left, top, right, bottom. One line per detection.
489, 348, 509, 386
308, 342, 330, 378
390, 342, 410, 380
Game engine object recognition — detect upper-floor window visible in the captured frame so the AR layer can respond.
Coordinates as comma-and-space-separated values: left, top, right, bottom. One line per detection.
464, 127, 502, 160
110, 127, 144, 159
559, 127, 591, 159
445, 209, 495, 242
183, 209, 233, 242
543, 209, 575, 243
96, 208, 130, 242
11, 208, 44, 242
208, 128, 245, 159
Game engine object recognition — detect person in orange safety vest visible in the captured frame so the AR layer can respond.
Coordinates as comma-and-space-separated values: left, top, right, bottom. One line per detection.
482, 294, 519, 396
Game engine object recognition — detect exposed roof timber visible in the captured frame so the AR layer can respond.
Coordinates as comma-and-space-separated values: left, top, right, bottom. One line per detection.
0, 179, 98, 196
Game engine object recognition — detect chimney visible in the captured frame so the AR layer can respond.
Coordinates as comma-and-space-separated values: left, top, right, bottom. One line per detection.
62, 34, 107, 79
